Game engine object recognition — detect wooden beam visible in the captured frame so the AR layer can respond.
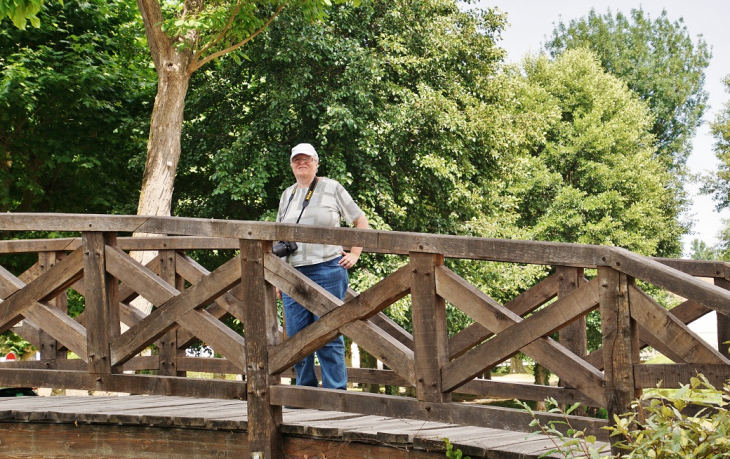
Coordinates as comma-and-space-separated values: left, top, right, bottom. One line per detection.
110, 255, 241, 367
448, 273, 559, 359
82, 232, 121, 374
0, 247, 84, 333
176, 308, 246, 373
410, 253, 450, 403
22, 301, 87, 361
368, 310, 413, 350
105, 245, 179, 307
457, 378, 597, 407
269, 385, 609, 442
599, 267, 639, 455
438, 269, 603, 403
611, 248, 730, 315
177, 356, 243, 375
633, 364, 730, 389
265, 253, 416, 385
0, 368, 247, 399
652, 257, 728, 279
584, 297, 715, 370
715, 278, 730, 359
37, 251, 69, 361
240, 239, 283, 459
18, 261, 40, 284
268, 265, 410, 375
558, 267, 587, 360
629, 285, 730, 364
1, 213, 617, 267
0, 355, 159, 372
158, 250, 183, 376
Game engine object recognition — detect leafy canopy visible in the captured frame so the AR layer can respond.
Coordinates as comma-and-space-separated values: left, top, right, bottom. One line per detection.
703, 76, 730, 210
507, 49, 687, 256
0, 0, 154, 214
546, 8, 710, 174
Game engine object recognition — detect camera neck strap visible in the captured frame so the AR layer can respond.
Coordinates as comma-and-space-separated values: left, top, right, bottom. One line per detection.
283, 176, 318, 224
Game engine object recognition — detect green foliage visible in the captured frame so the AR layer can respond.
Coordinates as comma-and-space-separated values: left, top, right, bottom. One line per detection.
0, 331, 34, 358
177, 0, 551, 312
520, 376, 730, 459
546, 7, 711, 173
703, 76, 730, 212
443, 438, 470, 459
510, 49, 687, 257
515, 397, 607, 458
688, 239, 719, 261
0, 0, 42, 29
609, 375, 730, 458
0, 0, 153, 215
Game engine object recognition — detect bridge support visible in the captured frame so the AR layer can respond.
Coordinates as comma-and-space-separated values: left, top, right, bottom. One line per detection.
83, 232, 122, 375
241, 240, 283, 459
159, 249, 184, 376
410, 252, 451, 404
599, 266, 640, 455
715, 279, 730, 360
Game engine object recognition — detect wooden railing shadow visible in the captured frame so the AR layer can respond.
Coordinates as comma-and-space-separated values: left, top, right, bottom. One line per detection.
2, 213, 730, 457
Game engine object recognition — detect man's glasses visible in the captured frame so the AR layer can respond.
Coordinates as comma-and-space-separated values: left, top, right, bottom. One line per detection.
292, 156, 315, 164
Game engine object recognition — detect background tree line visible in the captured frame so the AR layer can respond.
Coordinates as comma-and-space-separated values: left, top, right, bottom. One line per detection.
1, 0, 715, 353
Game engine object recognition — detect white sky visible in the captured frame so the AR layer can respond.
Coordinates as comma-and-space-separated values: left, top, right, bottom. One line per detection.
473, 0, 730, 257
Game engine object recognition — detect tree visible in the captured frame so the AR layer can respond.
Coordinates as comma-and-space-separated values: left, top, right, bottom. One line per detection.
703, 76, 730, 210
509, 48, 687, 257
0, 0, 153, 215
689, 239, 718, 261
545, 8, 711, 174
2, 0, 354, 221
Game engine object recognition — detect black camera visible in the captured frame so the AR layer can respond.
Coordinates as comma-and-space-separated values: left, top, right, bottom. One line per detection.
272, 241, 298, 257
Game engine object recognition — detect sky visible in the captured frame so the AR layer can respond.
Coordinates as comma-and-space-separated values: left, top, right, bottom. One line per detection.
473, 0, 730, 257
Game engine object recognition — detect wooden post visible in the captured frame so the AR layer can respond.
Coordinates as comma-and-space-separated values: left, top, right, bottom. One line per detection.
159, 250, 184, 376
410, 252, 450, 403
558, 266, 587, 358
715, 278, 730, 359
38, 252, 68, 361
599, 266, 639, 455
82, 232, 121, 376
241, 240, 283, 459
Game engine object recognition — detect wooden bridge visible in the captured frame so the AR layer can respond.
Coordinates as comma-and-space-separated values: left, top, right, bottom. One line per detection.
1, 213, 730, 458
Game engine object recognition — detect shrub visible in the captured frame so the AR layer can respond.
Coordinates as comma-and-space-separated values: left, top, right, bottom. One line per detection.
609, 374, 730, 458
520, 374, 730, 458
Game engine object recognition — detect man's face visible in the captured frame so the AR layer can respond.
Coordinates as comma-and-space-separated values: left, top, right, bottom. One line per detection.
291, 154, 317, 180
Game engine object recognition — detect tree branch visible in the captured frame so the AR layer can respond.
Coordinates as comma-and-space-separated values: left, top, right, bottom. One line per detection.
190, 1, 243, 67
187, 2, 287, 75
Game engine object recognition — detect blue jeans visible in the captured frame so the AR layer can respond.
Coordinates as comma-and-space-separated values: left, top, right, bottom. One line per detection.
282, 257, 348, 390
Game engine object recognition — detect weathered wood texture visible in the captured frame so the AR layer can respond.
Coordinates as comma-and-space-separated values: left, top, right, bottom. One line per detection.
270, 385, 610, 442
715, 278, 730, 360
0, 395, 595, 459
0, 369, 247, 399
410, 252, 450, 403
241, 240, 283, 459
439, 269, 604, 404
2, 213, 730, 456
599, 267, 639, 455
82, 233, 120, 373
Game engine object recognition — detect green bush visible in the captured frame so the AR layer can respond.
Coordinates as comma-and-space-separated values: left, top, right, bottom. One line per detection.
519, 374, 730, 458
609, 374, 730, 458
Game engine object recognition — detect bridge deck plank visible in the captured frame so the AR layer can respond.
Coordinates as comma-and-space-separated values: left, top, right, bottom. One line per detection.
0, 395, 607, 458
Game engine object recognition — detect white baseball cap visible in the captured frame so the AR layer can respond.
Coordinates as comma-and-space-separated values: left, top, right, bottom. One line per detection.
291, 143, 319, 161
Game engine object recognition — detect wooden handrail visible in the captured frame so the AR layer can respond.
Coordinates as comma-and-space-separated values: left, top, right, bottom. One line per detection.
3, 212, 730, 453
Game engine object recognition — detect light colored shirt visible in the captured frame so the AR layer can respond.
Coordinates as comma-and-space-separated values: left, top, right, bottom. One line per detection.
276, 177, 363, 267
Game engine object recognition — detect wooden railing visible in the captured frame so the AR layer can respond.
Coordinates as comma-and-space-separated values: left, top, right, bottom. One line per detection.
2, 213, 730, 457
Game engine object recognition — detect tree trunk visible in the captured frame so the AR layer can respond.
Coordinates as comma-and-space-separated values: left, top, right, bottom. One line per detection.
137, 64, 190, 219
132, 0, 194, 315
510, 354, 525, 374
